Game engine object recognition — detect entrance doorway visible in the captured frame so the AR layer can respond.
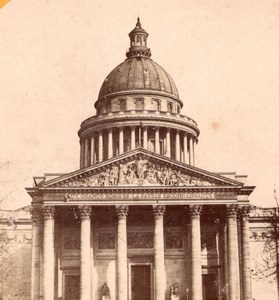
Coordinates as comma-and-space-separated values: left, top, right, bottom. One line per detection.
63, 274, 80, 300
130, 264, 152, 300
202, 274, 218, 300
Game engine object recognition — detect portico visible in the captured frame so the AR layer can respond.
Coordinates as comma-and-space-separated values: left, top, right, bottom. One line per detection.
27, 19, 255, 300
28, 149, 254, 300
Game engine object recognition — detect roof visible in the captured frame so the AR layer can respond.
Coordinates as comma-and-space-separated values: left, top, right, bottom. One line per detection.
98, 57, 179, 101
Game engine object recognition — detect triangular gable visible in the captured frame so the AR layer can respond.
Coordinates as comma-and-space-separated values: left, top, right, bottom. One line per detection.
41, 148, 243, 189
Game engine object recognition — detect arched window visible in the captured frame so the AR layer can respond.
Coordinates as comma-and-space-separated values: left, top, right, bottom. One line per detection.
167, 102, 173, 113
152, 99, 160, 111
135, 98, 144, 110
177, 106, 180, 113
120, 99, 126, 111
136, 35, 141, 45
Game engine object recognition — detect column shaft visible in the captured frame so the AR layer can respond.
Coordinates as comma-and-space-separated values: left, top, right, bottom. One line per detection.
84, 138, 90, 167
80, 139, 85, 168
166, 128, 171, 158
90, 136, 95, 165
98, 131, 103, 162
189, 205, 202, 300
131, 126, 136, 150
119, 127, 124, 155
108, 129, 113, 159
241, 207, 252, 300
116, 206, 128, 300
175, 130, 180, 161
43, 206, 55, 300
155, 127, 160, 154
79, 206, 92, 300
143, 126, 148, 149
31, 206, 42, 300
227, 205, 240, 300
191, 138, 195, 166
183, 133, 188, 163
153, 205, 166, 300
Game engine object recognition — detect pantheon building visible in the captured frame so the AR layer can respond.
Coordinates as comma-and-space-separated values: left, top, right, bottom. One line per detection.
27, 19, 255, 300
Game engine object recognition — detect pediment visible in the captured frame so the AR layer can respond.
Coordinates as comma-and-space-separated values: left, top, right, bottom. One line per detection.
42, 149, 243, 189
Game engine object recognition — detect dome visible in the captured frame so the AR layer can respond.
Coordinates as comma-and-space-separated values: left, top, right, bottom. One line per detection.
97, 18, 179, 103
98, 57, 179, 100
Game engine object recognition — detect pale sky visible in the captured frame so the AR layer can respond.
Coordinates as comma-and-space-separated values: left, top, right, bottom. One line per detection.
1, 0, 279, 209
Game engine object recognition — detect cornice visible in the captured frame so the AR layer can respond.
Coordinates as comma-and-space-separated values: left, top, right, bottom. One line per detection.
95, 90, 183, 108
31, 148, 245, 189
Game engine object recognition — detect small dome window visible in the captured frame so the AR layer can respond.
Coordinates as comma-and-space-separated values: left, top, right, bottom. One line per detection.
135, 98, 144, 110
120, 99, 126, 111
167, 102, 173, 113
136, 35, 141, 45
177, 106, 181, 113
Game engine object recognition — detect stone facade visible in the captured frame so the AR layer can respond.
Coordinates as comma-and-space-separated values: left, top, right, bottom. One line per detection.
0, 18, 271, 300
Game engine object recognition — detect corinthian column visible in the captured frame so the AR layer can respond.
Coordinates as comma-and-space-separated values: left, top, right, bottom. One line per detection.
80, 139, 85, 168
183, 132, 188, 164
98, 130, 103, 162
90, 136, 95, 165
31, 205, 42, 300
108, 128, 113, 159
189, 205, 202, 300
84, 138, 90, 167
131, 126, 136, 150
43, 206, 55, 300
153, 205, 166, 300
166, 128, 171, 158
78, 206, 92, 300
175, 130, 180, 161
143, 126, 148, 149
119, 127, 124, 154
116, 205, 129, 300
155, 127, 160, 154
227, 205, 240, 300
240, 206, 252, 300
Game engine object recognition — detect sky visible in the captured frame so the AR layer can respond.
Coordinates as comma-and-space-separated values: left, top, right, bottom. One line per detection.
0, 0, 279, 209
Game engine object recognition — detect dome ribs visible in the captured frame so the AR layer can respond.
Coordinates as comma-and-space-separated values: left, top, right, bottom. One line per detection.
141, 58, 150, 89
127, 58, 136, 90
118, 60, 131, 91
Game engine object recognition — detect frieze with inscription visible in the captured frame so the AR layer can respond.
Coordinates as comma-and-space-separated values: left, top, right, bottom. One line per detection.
56, 157, 223, 188
44, 191, 238, 202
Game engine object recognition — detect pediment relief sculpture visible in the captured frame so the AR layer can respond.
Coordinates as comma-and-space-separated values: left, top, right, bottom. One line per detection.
55, 157, 225, 188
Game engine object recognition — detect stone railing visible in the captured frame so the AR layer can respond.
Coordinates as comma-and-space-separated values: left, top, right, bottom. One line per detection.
81, 110, 198, 128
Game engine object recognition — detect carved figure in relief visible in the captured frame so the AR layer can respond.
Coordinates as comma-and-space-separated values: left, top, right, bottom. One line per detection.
119, 163, 128, 184
136, 157, 148, 179
60, 157, 212, 188
109, 166, 119, 185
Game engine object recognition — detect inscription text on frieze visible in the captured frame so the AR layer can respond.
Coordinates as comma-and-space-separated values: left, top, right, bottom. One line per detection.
45, 191, 237, 201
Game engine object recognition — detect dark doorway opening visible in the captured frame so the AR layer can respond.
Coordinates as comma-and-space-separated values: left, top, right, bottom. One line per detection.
64, 275, 80, 300
131, 265, 152, 300
202, 274, 218, 300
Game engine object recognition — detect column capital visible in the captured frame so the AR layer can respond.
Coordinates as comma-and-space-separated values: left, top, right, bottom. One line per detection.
226, 204, 239, 217
239, 206, 251, 218
42, 206, 55, 219
30, 206, 42, 222
116, 205, 129, 218
118, 126, 124, 131
78, 206, 92, 219
189, 205, 202, 216
153, 205, 166, 217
